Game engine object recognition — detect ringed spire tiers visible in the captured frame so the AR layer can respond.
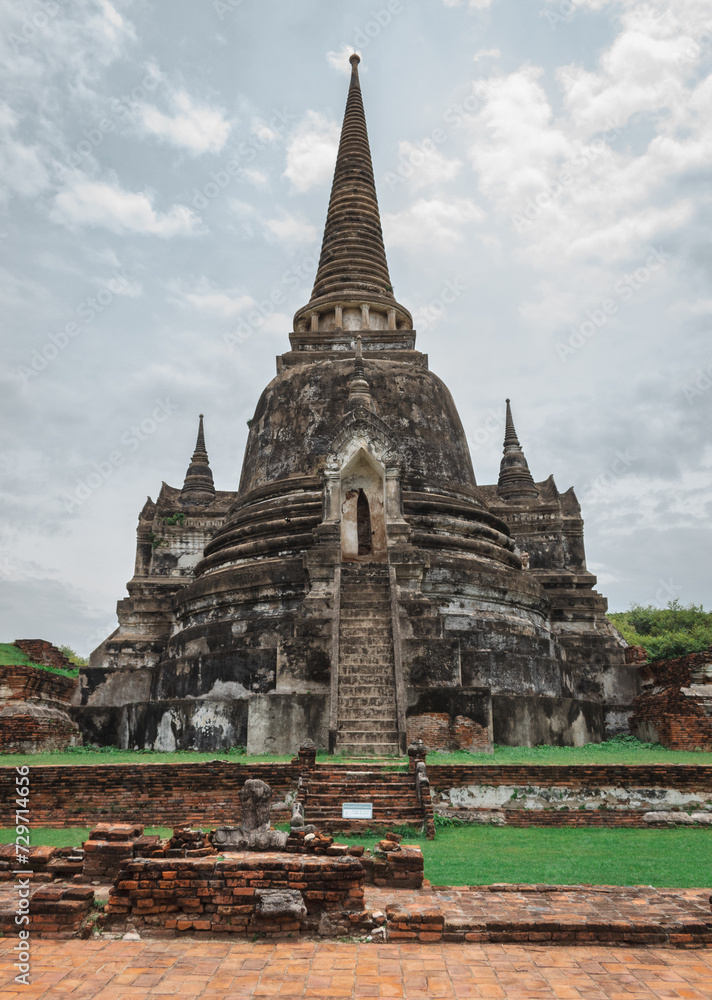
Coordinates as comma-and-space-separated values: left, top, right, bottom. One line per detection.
179, 414, 215, 507
497, 399, 540, 502
292, 54, 413, 340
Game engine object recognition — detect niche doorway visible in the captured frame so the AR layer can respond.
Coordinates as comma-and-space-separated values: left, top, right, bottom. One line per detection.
340, 449, 386, 562
356, 489, 372, 555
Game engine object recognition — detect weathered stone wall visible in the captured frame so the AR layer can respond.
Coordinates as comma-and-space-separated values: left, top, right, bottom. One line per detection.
72, 697, 250, 752
428, 763, 712, 826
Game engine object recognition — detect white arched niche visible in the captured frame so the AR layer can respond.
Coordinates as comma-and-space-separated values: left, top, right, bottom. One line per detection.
339, 447, 387, 563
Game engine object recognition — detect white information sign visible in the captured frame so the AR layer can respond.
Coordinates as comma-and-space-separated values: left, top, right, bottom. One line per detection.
342, 802, 373, 819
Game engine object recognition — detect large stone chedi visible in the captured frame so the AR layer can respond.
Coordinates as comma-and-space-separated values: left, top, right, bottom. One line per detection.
76, 56, 638, 754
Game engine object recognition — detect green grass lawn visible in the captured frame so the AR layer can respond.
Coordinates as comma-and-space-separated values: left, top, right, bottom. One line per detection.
2, 825, 709, 888
341, 827, 712, 888
426, 740, 712, 766
2, 738, 710, 767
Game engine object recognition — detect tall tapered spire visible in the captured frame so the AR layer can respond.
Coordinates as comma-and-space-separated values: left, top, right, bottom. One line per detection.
497, 400, 539, 502
179, 414, 215, 507
292, 54, 412, 336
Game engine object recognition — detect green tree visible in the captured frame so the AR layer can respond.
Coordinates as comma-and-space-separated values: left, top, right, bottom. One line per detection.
59, 645, 88, 667
609, 600, 712, 661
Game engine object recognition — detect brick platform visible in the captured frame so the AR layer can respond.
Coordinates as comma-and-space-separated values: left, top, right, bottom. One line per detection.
0, 883, 94, 939
105, 852, 368, 937
367, 884, 712, 947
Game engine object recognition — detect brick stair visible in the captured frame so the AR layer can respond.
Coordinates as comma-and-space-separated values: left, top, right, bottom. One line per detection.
337, 563, 400, 756
300, 766, 424, 832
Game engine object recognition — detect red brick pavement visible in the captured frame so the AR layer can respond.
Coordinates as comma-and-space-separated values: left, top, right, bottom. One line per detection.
365, 885, 712, 946
0, 938, 711, 999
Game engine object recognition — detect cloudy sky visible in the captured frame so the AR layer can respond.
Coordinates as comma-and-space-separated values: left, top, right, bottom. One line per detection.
1, 0, 711, 655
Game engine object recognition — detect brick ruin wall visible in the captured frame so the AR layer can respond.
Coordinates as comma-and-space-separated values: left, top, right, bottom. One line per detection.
629, 649, 712, 751
406, 714, 492, 753
0, 763, 299, 828
12, 640, 72, 669
0, 664, 76, 703
0, 663, 80, 753
1, 762, 710, 829
427, 764, 712, 827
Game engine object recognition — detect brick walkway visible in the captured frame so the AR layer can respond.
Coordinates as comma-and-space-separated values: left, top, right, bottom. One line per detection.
1, 939, 711, 999
365, 885, 712, 946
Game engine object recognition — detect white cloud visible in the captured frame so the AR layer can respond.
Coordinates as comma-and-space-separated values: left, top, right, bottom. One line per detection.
243, 168, 268, 188
392, 141, 462, 190
283, 111, 340, 192
167, 277, 254, 319
326, 45, 358, 75
474, 48, 501, 61
0, 103, 49, 201
442, 0, 493, 7
383, 197, 484, 250
136, 89, 231, 154
50, 179, 200, 237
464, 20, 712, 281
93, 273, 143, 298
0, 0, 135, 104
265, 213, 317, 243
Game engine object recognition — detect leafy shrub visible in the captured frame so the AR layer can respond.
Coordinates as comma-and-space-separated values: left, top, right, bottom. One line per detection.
609, 600, 712, 660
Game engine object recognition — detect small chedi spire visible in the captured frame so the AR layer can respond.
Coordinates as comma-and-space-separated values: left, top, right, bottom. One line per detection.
293, 53, 412, 337
497, 399, 540, 502
179, 414, 215, 507
347, 335, 374, 410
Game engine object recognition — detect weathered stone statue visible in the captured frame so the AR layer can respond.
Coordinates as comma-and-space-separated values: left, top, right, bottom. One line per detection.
212, 778, 288, 850
290, 801, 305, 830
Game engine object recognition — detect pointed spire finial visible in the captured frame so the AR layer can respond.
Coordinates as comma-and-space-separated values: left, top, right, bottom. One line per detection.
497, 399, 539, 502
179, 414, 216, 507
293, 55, 412, 335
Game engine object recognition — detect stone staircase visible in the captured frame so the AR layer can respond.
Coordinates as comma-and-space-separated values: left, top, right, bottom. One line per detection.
337, 563, 400, 756
299, 765, 424, 832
